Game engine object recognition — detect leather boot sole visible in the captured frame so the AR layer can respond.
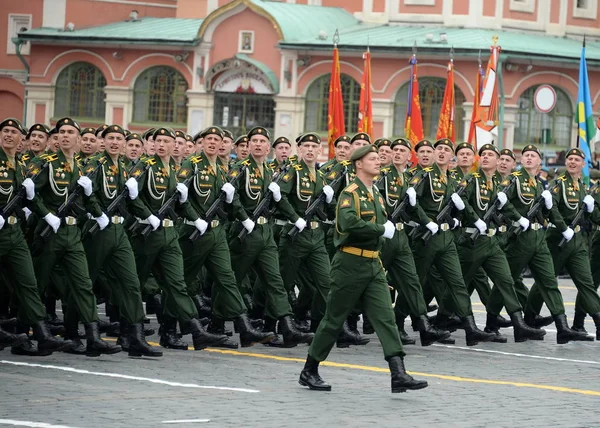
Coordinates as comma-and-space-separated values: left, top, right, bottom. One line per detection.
86, 345, 122, 357
240, 333, 276, 348
1, 333, 29, 349
420, 330, 451, 347
392, 381, 428, 393
193, 335, 231, 350
298, 375, 332, 391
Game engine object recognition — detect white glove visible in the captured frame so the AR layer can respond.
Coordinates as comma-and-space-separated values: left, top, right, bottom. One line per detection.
77, 176, 93, 197
95, 213, 109, 231
194, 218, 208, 235
44, 213, 61, 233
474, 218, 487, 234
382, 220, 395, 239
125, 177, 139, 200
583, 195, 595, 213
451, 193, 465, 211
451, 218, 461, 230
22, 207, 32, 220
426, 221, 439, 235
22, 178, 35, 201
268, 182, 281, 202
562, 227, 574, 242
517, 216, 530, 231
221, 183, 235, 204
496, 191, 508, 209
294, 217, 307, 233
176, 183, 189, 204
322, 185, 334, 204
406, 187, 417, 207
0, 215, 4, 231
541, 190, 552, 209
146, 214, 160, 231
242, 218, 255, 234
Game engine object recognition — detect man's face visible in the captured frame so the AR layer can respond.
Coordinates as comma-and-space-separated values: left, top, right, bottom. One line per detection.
417, 146, 434, 167
145, 136, 155, 155
456, 148, 475, 169
104, 132, 125, 157
219, 137, 233, 158
335, 141, 351, 161
96, 136, 105, 152
521, 151, 541, 170
235, 142, 249, 159
566, 154, 585, 176
274, 143, 291, 163
498, 155, 516, 176
479, 150, 498, 171
249, 135, 269, 158
356, 152, 381, 177
16, 135, 26, 153
202, 134, 222, 157
173, 137, 186, 159
393, 145, 411, 168
125, 139, 142, 161
298, 141, 320, 164
195, 138, 203, 155
29, 131, 48, 153
184, 140, 195, 157
80, 133, 98, 155
154, 135, 174, 158
58, 125, 80, 152
351, 139, 369, 152
378, 145, 393, 165
49, 134, 60, 152
435, 144, 453, 167
1, 126, 21, 152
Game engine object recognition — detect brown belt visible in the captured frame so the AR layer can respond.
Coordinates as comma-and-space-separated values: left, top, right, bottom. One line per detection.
340, 246, 379, 259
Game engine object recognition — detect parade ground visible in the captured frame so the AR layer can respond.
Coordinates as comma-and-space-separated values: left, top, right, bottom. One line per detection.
1, 277, 599, 428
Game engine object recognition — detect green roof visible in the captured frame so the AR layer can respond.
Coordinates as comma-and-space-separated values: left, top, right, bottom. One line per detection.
17, 17, 203, 46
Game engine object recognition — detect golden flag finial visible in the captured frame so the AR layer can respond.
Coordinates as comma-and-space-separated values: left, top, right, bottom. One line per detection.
492, 35, 499, 46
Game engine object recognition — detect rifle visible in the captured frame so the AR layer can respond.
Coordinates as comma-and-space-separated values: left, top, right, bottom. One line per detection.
87, 161, 152, 236
0, 154, 56, 219
287, 164, 349, 241
40, 156, 107, 240
140, 163, 199, 239
421, 175, 474, 244
390, 169, 430, 225
188, 159, 250, 242
558, 181, 599, 248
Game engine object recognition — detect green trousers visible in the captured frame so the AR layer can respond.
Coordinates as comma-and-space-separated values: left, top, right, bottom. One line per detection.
488, 229, 565, 316
32, 224, 98, 324
178, 224, 245, 320
579, 231, 600, 315
0, 223, 46, 325
84, 224, 145, 324
229, 224, 292, 319
528, 230, 600, 316
457, 236, 522, 316
411, 231, 473, 318
132, 227, 198, 323
309, 251, 404, 361
278, 225, 331, 322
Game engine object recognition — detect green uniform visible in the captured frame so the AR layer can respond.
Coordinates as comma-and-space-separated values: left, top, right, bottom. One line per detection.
309, 178, 404, 361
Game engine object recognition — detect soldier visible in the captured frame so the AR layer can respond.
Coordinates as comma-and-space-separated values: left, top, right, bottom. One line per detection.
95, 125, 108, 153
142, 128, 156, 156
184, 134, 195, 158
269, 136, 291, 171
78, 127, 98, 162
453, 142, 476, 179
47, 128, 59, 153
23, 124, 51, 162
27, 117, 122, 357
173, 131, 187, 166
497, 149, 517, 179
486, 144, 588, 343
233, 135, 249, 160
299, 144, 428, 393
218, 130, 234, 171
124, 133, 143, 167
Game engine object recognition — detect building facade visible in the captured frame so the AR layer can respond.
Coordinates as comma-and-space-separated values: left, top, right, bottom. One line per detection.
3, 0, 600, 161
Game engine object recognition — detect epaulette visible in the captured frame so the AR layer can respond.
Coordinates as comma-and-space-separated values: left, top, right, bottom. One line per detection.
341, 160, 351, 167
293, 164, 303, 171
422, 167, 434, 172
408, 166, 417, 173
510, 171, 521, 177
44, 153, 58, 162
189, 155, 203, 164
288, 154, 298, 164
557, 175, 567, 182
471, 172, 480, 178
345, 183, 359, 193
380, 167, 391, 174
20, 153, 30, 162
145, 157, 156, 166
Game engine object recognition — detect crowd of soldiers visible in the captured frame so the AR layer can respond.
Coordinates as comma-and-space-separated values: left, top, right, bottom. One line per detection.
1, 115, 600, 393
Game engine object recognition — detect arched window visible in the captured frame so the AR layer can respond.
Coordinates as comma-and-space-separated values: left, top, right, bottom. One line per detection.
304, 73, 361, 133
54, 62, 106, 120
133, 66, 188, 125
515, 85, 573, 148
393, 77, 466, 140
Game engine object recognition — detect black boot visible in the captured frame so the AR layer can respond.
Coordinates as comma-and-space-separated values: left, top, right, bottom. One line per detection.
395, 317, 416, 345
362, 314, 375, 335
427, 304, 438, 313
159, 317, 188, 350
263, 317, 286, 347
571, 311, 588, 334
554, 313, 593, 344
45, 297, 63, 325
416, 315, 450, 346
84, 322, 122, 357
0, 326, 28, 350
496, 314, 513, 328
145, 293, 162, 315
128, 322, 163, 357
192, 294, 212, 319
116, 323, 130, 353
298, 355, 331, 391
591, 313, 600, 341
510, 312, 546, 342
207, 318, 238, 349
524, 312, 554, 328
463, 315, 496, 346
387, 356, 428, 393
32, 321, 72, 353
433, 313, 462, 332
484, 313, 508, 343
280, 316, 314, 347
234, 314, 275, 348
187, 318, 230, 350
63, 315, 86, 355
336, 321, 370, 348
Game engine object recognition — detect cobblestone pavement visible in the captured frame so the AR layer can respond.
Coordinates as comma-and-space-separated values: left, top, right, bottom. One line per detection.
1, 278, 600, 428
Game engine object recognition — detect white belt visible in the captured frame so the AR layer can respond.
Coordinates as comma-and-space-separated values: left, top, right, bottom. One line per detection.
465, 227, 496, 237
323, 219, 334, 225
256, 216, 268, 225
395, 223, 404, 231
513, 221, 542, 231
185, 219, 220, 228
139, 218, 174, 228
439, 222, 450, 232
548, 223, 581, 233
63, 216, 77, 226
275, 219, 287, 226
498, 225, 507, 233
110, 216, 124, 225
6, 216, 18, 225
407, 221, 419, 228
275, 218, 320, 229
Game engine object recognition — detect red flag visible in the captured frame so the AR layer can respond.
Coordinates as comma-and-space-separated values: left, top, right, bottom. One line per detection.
327, 46, 345, 159
467, 62, 485, 145
473, 40, 501, 149
358, 49, 373, 135
405, 54, 424, 165
436, 60, 455, 142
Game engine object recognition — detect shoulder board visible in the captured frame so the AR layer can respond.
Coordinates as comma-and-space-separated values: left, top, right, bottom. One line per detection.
75, 154, 81, 161
380, 167, 391, 174
341, 160, 351, 167
327, 170, 337, 180
345, 183, 359, 193
21, 154, 30, 162
145, 158, 156, 166
189, 155, 203, 164
44, 153, 59, 162
471, 172, 480, 178
408, 167, 417, 173
293, 164, 303, 171
510, 171, 521, 177
39, 153, 49, 159
240, 159, 252, 167
557, 175, 567, 182
288, 155, 298, 163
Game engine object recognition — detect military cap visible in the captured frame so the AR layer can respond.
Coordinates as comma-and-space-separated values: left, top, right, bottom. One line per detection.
350, 144, 378, 163
143, 128, 156, 140
566, 147, 586, 159
391, 137, 412, 150
26, 123, 51, 139
200, 126, 225, 140
273, 136, 291, 148
478, 143, 500, 157
296, 133, 321, 146
49, 127, 58, 136
223, 129, 234, 140
126, 132, 142, 142
152, 127, 176, 140
522, 144, 542, 158
350, 133, 371, 144
455, 142, 475, 155
499, 148, 516, 160
0, 118, 24, 133
174, 130, 186, 139
55, 117, 80, 132
95, 124, 108, 137
124, 129, 132, 137
185, 134, 193, 142
414, 139, 433, 152
102, 124, 126, 138
19, 125, 28, 136
333, 135, 351, 147
234, 135, 249, 146
434, 138, 454, 150
374, 138, 392, 149
247, 126, 271, 140
80, 127, 96, 137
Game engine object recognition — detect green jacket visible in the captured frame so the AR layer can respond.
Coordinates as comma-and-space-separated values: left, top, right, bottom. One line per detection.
500, 168, 555, 224
412, 163, 459, 225
0, 147, 29, 213
228, 155, 271, 220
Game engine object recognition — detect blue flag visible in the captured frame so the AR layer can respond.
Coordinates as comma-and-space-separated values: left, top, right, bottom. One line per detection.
576, 41, 595, 184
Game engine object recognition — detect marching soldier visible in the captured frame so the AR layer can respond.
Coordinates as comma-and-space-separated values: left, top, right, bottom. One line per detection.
497, 149, 517, 179
233, 135, 249, 161
217, 129, 234, 172
123, 133, 143, 167
269, 136, 291, 171
23, 124, 51, 163
78, 127, 98, 162
142, 128, 156, 156
95, 125, 108, 153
